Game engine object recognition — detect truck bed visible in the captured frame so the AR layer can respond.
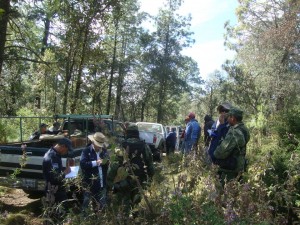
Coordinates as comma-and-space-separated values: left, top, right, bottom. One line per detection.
0, 138, 84, 192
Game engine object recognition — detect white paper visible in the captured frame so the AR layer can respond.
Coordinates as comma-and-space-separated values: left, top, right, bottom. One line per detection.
65, 166, 79, 179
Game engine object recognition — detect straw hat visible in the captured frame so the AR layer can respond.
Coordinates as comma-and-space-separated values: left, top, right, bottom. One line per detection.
88, 132, 108, 147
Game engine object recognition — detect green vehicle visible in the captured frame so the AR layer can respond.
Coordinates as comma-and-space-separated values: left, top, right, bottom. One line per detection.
0, 114, 124, 195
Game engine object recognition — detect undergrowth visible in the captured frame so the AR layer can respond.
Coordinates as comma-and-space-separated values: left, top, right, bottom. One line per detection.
1, 111, 300, 224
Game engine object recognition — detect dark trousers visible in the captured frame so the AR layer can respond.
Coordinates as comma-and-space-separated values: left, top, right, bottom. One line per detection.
166, 144, 175, 155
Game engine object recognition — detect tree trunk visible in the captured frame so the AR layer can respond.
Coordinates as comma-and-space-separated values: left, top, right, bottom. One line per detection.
0, 0, 10, 76
106, 21, 118, 115
114, 62, 124, 119
114, 35, 126, 120
157, 23, 170, 123
62, 47, 76, 114
41, 17, 50, 56
70, 26, 89, 113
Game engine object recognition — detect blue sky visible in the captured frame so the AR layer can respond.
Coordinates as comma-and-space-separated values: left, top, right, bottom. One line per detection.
139, 0, 238, 80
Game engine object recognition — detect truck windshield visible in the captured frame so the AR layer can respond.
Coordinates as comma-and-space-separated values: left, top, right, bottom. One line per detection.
137, 124, 162, 133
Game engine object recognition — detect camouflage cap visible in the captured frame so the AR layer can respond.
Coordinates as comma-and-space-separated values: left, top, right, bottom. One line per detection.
126, 124, 139, 132
228, 107, 243, 118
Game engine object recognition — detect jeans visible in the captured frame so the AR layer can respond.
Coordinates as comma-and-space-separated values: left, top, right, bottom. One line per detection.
184, 140, 192, 154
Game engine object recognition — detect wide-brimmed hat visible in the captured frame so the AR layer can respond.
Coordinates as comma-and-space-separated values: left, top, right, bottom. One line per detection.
88, 132, 108, 147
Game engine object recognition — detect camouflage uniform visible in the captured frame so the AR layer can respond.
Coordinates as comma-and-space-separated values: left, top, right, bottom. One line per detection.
107, 125, 154, 214
213, 108, 250, 184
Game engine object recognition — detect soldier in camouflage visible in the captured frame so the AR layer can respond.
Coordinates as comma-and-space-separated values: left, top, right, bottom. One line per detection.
107, 124, 154, 214
213, 107, 250, 186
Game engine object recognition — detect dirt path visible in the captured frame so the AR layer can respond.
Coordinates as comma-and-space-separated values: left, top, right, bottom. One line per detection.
0, 187, 43, 224
0, 188, 37, 207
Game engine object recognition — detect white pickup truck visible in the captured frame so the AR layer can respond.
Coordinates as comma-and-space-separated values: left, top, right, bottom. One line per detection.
136, 122, 166, 161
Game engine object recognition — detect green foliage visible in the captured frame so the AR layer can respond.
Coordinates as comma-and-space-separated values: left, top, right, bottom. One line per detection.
3, 214, 27, 225
168, 195, 198, 224
276, 109, 300, 138
0, 8, 5, 16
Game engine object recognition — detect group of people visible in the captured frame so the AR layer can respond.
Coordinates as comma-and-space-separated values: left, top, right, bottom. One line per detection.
30, 122, 61, 140
202, 102, 250, 185
42, 124, 154, 218
42, 102, 250, 220
166, 102, 250, 185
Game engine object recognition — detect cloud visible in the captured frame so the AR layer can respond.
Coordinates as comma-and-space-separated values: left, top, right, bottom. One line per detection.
138, 0, 164, 16
139, 0, 236, 27
179, 0, 225, 27
182, 40, 235, 80
139, 0, 238, 80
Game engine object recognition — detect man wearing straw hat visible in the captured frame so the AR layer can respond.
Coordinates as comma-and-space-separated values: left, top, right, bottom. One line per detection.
80, 132, 110, 212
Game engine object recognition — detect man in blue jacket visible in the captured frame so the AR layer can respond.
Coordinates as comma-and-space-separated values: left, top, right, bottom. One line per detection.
80, 132, 110, 212
207, 102, 233, 163
184, 112, 201, 155
166, 127, 177, 155
42, 138, 73, 206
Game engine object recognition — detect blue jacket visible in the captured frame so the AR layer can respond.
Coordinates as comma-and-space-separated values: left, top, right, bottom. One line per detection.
42, 147, 65, 192
80, 145, 109, 194
208, 121, 230, 162
185, 119, 201, 143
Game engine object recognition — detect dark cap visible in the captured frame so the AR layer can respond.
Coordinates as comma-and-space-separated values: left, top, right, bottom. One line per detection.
53, 121, 60, 127
57, 138, 74, 152
204, 115, 212, 122
40, 123, 48, 128
126, 124, 139, 132
126, 124, 139, 138
228, 107, 243, 118
217, 102, 233, 112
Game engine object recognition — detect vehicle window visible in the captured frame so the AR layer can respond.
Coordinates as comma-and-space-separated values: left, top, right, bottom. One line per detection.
137, 124, 150, 131
151, 125, 162, 133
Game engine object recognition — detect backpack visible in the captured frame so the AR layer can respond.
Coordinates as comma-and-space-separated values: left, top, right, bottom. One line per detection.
122, 140, 146, 181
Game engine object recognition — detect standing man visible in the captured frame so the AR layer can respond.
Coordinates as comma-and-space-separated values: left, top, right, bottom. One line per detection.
207, 102, 233, 163
107, 124, 154, 215
180, 116, 190, 153
166, 128, 177, 155
203, 115, 214, 147
42, 138, 73, 206
184, 112, 201, 155
80, 132, 110, 212
214, 107, 250, 185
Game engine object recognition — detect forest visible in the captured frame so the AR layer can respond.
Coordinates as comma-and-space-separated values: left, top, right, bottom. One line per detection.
0, 0, 300, 224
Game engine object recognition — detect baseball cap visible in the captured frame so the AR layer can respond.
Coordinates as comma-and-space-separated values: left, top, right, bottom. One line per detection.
57, 138, 74, 152
40, 123, 48, 128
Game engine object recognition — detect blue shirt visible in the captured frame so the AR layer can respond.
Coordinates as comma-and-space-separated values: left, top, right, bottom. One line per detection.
42, 147, 65, 191
185, 119, 201, 143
